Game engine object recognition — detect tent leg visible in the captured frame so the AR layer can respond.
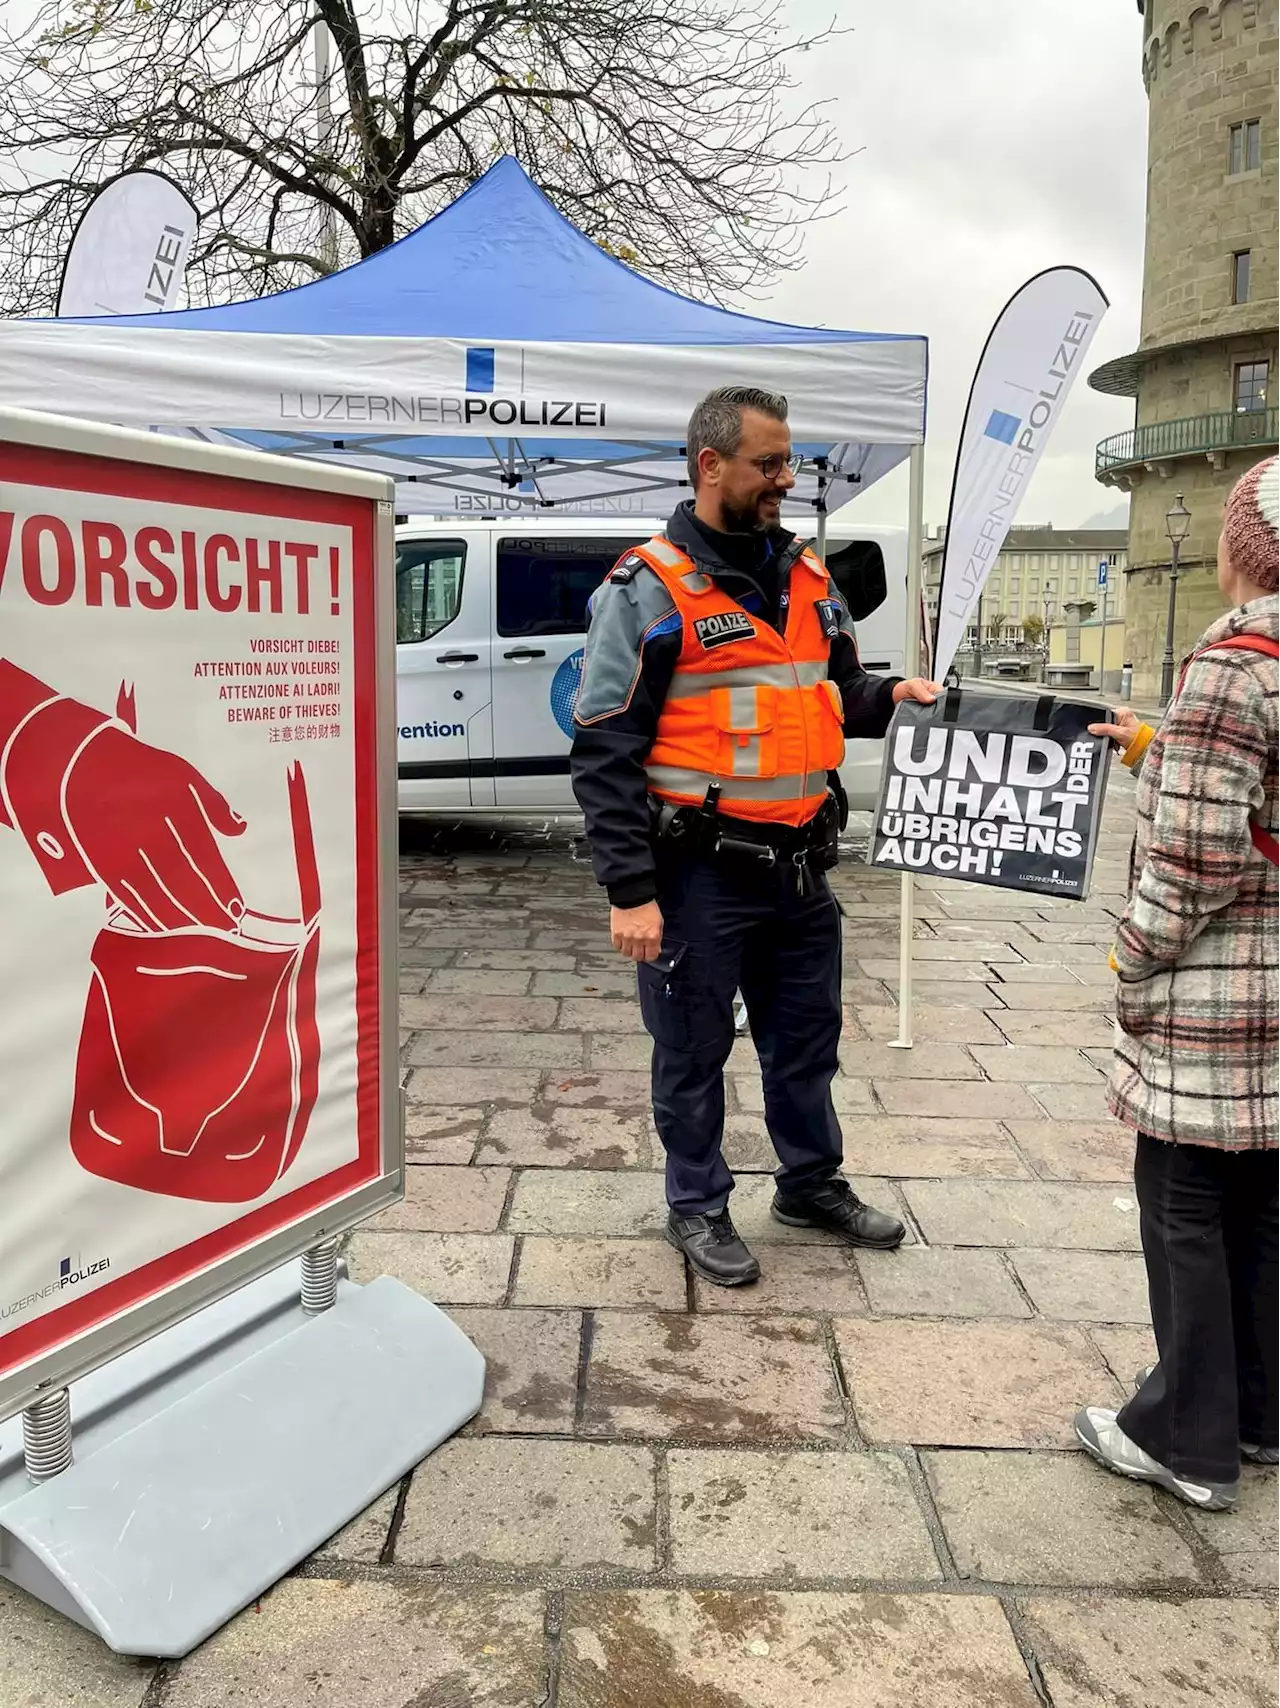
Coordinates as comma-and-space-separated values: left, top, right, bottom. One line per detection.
890, 442, 925, 1051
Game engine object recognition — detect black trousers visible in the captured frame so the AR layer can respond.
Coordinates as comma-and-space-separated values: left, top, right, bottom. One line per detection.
637, 852, 844, 1217
1117, 1132, 1279, 1483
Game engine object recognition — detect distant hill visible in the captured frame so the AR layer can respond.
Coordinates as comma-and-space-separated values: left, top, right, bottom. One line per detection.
1081, 501, 1130, 531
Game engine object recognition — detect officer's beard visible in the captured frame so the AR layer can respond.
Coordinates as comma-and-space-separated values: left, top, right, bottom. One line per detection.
720, 492, 781, 534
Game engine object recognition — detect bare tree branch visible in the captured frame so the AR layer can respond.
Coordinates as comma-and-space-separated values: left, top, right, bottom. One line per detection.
0, 0, 848, 315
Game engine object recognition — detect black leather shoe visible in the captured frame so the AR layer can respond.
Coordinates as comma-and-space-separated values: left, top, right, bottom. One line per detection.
771, 1177, 906, 1249
665, 1210, 762, 1286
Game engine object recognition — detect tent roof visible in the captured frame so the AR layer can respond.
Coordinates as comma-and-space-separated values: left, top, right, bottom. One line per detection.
94, 157, 910, 348
3, 157, 926, 514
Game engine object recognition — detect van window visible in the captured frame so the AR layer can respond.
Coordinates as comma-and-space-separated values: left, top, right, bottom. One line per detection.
822, 539, 887, 623
396, 540, 466, 643
496, 536, 645, 637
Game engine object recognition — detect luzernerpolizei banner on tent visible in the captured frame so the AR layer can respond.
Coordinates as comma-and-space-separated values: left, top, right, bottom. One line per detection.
931, 267, 1108, 681
871, 691, 1112, 900
0, 159, 926, 516
0, 408, 399, 1421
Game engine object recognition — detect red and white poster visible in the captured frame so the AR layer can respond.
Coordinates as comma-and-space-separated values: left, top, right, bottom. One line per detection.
0, 423, 390, 1399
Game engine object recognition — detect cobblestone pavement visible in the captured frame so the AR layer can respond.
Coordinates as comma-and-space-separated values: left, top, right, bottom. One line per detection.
3, 775, 1276, 1707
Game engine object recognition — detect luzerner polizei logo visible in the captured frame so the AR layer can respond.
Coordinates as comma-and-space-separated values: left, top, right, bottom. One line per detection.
941, 303, 1099, 629
280, 345, 608, 429
0, 1250, 111, 1321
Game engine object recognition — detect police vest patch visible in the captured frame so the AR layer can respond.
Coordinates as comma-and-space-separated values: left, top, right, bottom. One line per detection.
693, 611, 756, 650
815, 598, 842, 640
609, 555, 642, 584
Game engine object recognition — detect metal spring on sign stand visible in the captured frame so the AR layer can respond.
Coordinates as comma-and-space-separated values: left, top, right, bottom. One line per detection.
23, 1388, 73, 1481
300, 1238, 340, 1314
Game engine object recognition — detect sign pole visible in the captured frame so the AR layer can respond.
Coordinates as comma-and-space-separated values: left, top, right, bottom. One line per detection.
1098, 559, 1110, 692
891, 443, 925, 1050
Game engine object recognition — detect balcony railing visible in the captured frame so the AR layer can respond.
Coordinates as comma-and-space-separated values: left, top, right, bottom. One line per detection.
1096, 407, 1278, 477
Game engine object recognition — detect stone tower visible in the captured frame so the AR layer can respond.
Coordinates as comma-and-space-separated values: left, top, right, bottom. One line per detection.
1090, 0, 1278, 699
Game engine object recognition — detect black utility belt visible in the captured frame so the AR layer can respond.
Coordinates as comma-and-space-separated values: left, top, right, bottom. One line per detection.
651, 787, 840, 888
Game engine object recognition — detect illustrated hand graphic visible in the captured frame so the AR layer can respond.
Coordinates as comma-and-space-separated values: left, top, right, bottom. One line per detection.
0, 661, 246, 928
64, 727, 247, 930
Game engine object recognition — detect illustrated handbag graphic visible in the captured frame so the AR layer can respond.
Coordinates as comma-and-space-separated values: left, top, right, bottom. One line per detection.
70, 765, 322, 1203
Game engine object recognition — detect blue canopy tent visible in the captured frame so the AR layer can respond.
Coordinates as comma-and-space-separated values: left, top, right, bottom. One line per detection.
1, 156, 927, 525
0, 157, 932, 1040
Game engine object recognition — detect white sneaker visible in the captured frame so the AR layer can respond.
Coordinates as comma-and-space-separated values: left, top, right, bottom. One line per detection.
1074, 1405, 1238, 1510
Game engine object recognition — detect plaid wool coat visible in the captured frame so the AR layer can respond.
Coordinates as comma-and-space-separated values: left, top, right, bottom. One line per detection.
1109, 595, 1279, 1149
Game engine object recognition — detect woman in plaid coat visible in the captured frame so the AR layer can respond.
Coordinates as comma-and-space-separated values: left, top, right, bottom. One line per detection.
1076, 456, 1278, 1511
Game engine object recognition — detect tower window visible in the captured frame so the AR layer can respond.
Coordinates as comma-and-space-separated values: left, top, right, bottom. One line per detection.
1234, 361, 1269, 414
1232, 251, 1251, 304
1229, 120, 1262, 176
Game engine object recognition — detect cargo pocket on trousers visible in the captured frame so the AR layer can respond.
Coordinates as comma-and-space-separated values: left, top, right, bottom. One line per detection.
637, 942, 718, 1053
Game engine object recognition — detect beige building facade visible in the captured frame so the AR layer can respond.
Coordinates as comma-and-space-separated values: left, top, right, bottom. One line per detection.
1090, 0, 1278, 699
924, 527, 1129, 673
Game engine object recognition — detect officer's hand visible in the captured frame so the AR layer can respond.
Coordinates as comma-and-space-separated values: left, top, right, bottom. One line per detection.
892, 678, 942, 706
611, 901, 664, 962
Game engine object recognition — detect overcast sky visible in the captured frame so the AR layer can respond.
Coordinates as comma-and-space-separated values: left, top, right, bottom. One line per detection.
753, 0, 1149, 529
3, 0, 1149, 528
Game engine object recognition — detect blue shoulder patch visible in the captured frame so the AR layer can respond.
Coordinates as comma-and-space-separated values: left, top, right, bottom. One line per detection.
644, 611, 682, 642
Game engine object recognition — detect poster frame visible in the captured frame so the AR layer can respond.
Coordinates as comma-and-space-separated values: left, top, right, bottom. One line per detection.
0, 406, 402, 1424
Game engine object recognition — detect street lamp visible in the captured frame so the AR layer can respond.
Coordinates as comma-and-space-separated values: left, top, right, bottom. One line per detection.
1160, 493, 1192, 705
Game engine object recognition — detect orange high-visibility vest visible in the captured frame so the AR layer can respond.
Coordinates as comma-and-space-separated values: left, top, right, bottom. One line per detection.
631, 535, 846, 826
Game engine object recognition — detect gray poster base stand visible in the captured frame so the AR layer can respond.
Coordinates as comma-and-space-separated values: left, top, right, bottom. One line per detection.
0, 1259, 484, 1658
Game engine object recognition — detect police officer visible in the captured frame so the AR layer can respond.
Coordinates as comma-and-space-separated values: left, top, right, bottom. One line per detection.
570, 386, 939, 1286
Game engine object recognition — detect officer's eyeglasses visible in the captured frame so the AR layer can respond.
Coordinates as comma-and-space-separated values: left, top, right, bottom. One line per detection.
730, 452, 804, 480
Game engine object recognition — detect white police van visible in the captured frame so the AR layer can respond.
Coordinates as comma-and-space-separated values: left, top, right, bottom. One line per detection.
395, 514, 911, 815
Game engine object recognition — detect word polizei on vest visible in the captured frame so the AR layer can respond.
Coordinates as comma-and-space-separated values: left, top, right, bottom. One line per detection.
693, 611, 756, 651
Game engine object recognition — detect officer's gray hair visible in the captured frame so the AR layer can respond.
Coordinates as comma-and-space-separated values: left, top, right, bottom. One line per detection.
686, 386, 789, 489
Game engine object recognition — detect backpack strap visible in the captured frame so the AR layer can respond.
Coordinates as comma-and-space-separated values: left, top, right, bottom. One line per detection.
1176, 633, 1280, 694
1175, 635, 1278, 866
1196, 634, 1280, 662
1252, 823, 1279, 866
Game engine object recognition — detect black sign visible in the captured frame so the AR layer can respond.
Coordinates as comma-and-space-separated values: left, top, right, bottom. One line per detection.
871, 690, 1111, 900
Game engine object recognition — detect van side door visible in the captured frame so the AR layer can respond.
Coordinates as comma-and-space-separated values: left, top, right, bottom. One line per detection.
395, 532, 496, 811
490, 533, 646, 811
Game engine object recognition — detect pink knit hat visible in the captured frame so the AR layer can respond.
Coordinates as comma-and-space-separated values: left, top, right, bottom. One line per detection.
1223, 456, 1279, 593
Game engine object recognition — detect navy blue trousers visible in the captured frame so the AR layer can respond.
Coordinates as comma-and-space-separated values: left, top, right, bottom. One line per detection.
638, 853, 844, 1216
